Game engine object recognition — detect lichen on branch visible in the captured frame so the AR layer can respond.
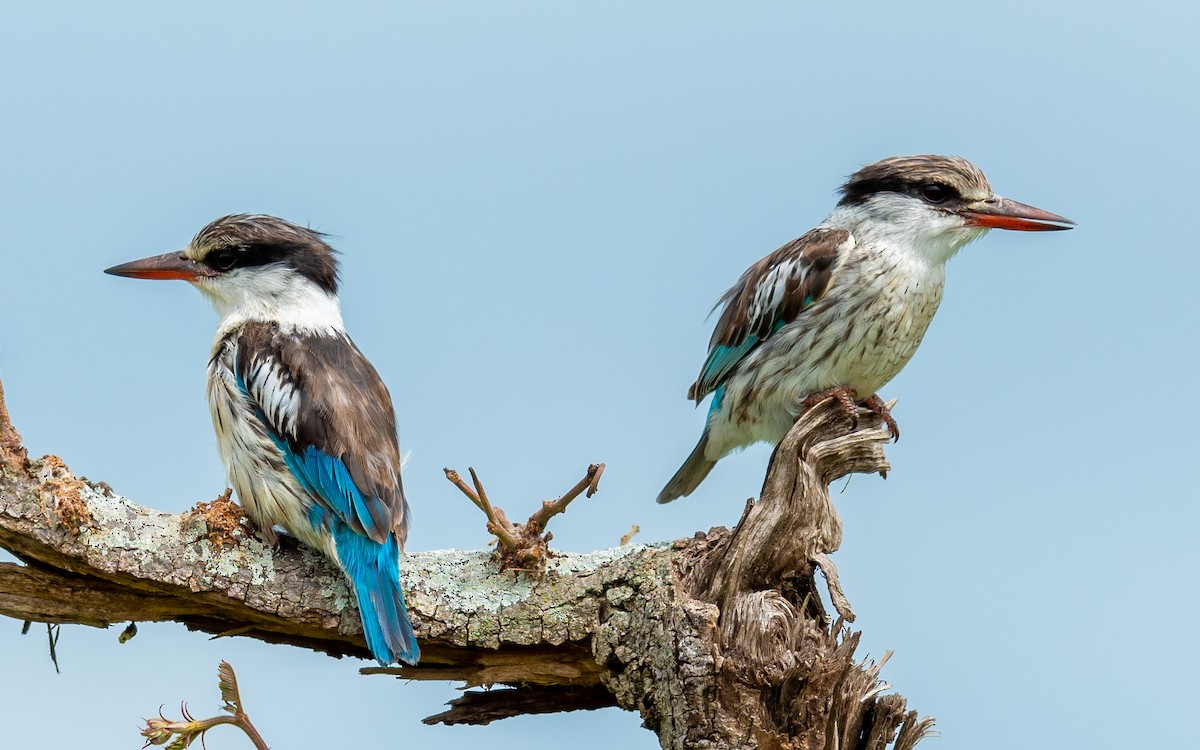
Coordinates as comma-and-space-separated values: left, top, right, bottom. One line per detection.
0, 374, 931, 748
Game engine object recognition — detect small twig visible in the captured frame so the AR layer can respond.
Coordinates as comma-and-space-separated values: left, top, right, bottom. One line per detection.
443, 468, 484, 509
140, 661, 269, 750
813, 552, 855, 623
468, 467, 521, 548
208, 625, 258, 640
619, 524, 640, 545
444, 463, 606, 573
469, 468, 491, 512
47, 623, 61, 674
444, 468, 520, 549
526, 464, 605, 532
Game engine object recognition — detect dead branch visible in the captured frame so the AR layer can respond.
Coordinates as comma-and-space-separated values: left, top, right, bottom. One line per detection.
445, 463, 605, 573
0, 374, 930, 748
690, 398, 895, 625
422, 684, 617, 726
654, 397, 920, 748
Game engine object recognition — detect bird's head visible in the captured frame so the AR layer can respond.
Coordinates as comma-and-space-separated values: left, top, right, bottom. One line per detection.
105, 214, 344, 329
833, 155, 1074, 263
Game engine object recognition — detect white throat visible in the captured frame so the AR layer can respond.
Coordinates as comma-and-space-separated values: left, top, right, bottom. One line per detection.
823, 195, 988, 267
193, 264, 345, 337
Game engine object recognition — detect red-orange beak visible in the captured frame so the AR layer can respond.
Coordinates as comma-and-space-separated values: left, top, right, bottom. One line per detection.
959, 196, 1075, 232
104, 251, 216, 282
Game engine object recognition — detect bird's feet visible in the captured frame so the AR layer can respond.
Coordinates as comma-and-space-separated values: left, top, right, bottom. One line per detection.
800, 387, 900, 442
238, 512, 280, 550
250, 521, 277, 548
862, 394, 900, 442
802, 385, 859, 417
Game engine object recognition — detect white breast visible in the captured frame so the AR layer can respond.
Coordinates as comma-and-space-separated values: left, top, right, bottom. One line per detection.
704, 235, 947, 457
206, 333, 336, 558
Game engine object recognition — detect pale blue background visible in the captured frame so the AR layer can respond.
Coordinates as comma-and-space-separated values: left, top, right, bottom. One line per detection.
2, 2, 1197, 748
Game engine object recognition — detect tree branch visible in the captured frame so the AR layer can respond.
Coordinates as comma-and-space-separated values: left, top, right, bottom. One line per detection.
0, 374, 931, 748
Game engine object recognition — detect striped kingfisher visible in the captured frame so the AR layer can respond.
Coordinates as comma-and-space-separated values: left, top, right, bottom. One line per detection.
106, 214, 419, 665
659, 155, 1073, 503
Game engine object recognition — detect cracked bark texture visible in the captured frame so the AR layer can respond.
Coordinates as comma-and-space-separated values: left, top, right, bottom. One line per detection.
0, 375, 930, 749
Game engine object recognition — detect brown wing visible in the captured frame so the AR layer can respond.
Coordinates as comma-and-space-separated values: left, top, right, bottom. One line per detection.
689, 228, 850, 402
236, 322, 409, 547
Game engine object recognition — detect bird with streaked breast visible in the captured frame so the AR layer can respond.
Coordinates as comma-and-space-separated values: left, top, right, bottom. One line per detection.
659, 155, 1074, 504
105, 215, 419, 666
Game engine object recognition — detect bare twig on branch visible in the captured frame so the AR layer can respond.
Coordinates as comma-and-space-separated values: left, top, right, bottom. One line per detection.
140, 661, 270, 750
444, 463, 606, 573
619, 524, 639, 545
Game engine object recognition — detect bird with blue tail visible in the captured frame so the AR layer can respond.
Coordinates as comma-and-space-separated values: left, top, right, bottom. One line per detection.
659, 155, 1074, 504
105, 214, 419, 665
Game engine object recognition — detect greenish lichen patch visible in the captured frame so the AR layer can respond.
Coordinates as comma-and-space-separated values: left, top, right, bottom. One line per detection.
77, 485, 278, 588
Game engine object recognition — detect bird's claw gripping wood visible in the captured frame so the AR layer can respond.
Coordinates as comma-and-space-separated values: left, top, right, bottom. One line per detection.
802, 386, 860, 421
863, 394, 900, 442
801, 386, 900, 442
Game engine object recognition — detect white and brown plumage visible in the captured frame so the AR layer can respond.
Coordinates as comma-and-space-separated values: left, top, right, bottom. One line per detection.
105, 215, 418, 665
659, 155, 1074, 503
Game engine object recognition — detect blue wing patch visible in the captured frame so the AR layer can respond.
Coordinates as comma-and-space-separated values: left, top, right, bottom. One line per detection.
691, 228, 847, 404
706, 383, 727, 417
698, 336, 760, 397
696, 318, 792, 403
275, 437, 418, 664
285, 444, 384, 541
234, 371, 383, 540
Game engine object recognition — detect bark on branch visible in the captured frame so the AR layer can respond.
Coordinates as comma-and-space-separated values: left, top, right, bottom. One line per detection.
0, 375, 931, 749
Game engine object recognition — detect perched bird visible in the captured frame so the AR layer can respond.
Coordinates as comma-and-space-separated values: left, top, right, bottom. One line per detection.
659, 155, 1074, 504
105, 215, 419, 665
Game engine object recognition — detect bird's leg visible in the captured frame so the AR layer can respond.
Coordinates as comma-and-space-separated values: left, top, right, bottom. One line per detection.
801, 386, 860, 423
238, 512, 279, 549
862, 394, 900, 442
800, 387, 900, 442
254, 523, 279, 549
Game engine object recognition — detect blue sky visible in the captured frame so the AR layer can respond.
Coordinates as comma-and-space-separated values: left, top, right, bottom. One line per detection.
2, 2, 1197, 748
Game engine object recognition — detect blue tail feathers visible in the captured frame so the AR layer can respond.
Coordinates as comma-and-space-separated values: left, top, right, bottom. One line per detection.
333, 526, 420, 666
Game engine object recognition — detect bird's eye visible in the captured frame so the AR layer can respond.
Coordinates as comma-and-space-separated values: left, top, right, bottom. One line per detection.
211, 249, 238, 271
920, 183, 952, 204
